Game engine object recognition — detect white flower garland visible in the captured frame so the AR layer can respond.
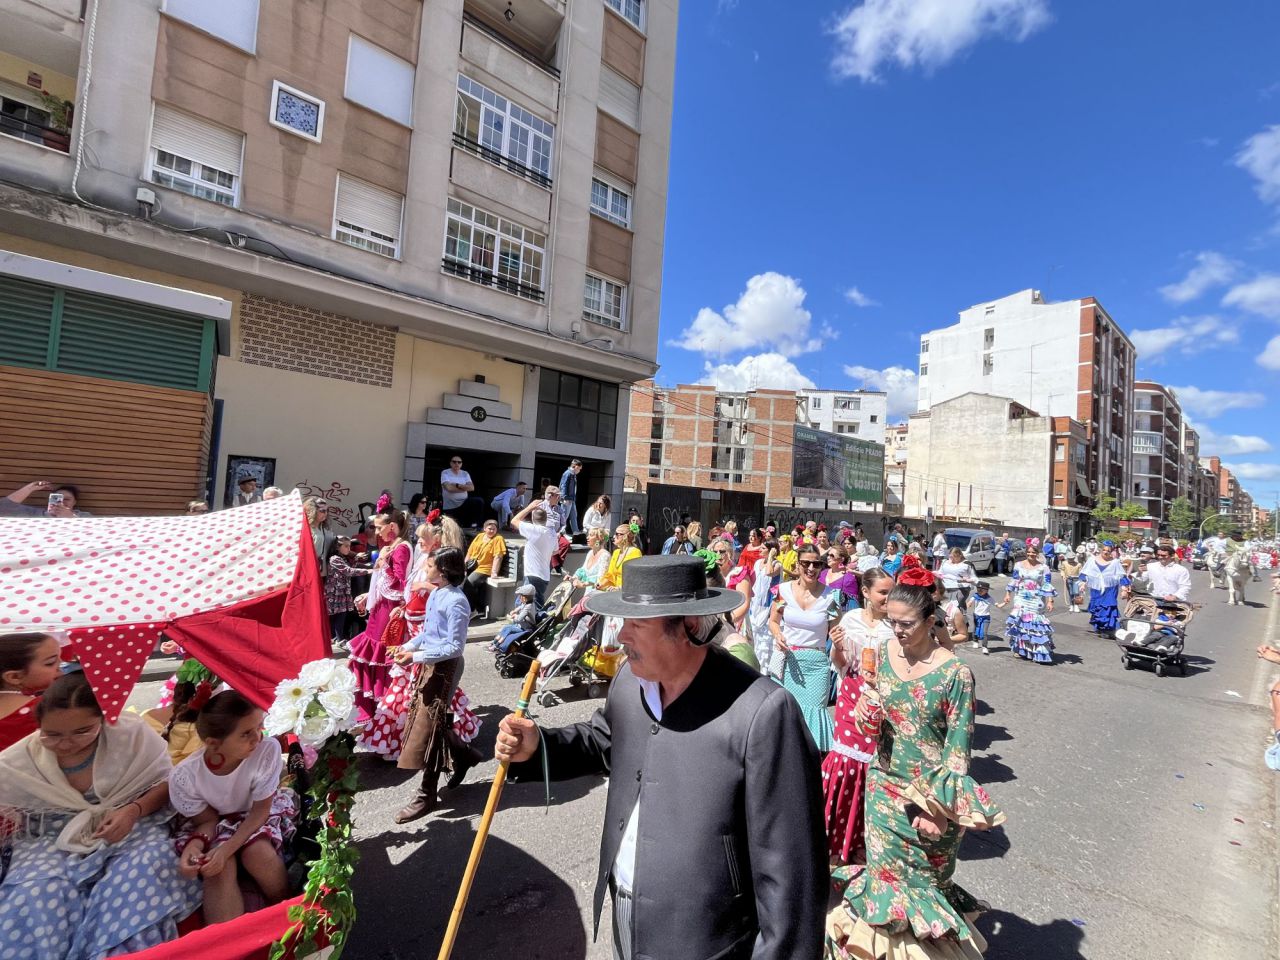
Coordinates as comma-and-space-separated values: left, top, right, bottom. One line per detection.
264, 658, 359, 747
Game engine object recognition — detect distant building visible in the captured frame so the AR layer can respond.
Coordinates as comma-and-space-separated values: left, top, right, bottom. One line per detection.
884, 422, 908, 509
1131, 382, 1184, 524
1199, 457, 1252, 523
627, 380, 798, 502
796, 389, 888, 444
904, 392, 1089, 536
917, 288, 1135, 504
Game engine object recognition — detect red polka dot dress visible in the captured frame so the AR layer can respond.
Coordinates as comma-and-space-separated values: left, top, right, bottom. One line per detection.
821, 610, 894, 864
0, 696, 39, 752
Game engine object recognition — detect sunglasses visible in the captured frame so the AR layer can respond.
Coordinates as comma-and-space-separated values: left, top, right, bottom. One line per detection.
798, 559, 824, 569
451, 460, 462, 465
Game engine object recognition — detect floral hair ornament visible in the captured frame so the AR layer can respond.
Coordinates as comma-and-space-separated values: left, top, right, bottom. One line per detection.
425, 508, 442, 525
375, 493, 393, 513
693, 548, 719, 574
897, 554, 937, 588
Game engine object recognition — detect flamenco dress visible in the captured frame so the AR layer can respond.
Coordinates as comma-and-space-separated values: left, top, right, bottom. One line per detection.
1003, 563, 1056, 664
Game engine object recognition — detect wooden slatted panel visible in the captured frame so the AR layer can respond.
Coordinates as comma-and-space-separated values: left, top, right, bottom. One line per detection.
0, 277, 56, 368
0, 365, 212, 516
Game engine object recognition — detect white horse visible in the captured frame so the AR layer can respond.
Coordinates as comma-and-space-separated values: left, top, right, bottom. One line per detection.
1224, 550, 1250, 606
1207, 552, 1228, 590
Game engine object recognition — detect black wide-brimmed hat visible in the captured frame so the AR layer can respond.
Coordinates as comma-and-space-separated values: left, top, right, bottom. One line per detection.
584, 555, 742, 619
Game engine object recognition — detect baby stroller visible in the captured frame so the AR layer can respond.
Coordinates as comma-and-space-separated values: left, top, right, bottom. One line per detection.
535, 595, 627, 706
1113, 594, 1197, 677
493, 578, 579, 679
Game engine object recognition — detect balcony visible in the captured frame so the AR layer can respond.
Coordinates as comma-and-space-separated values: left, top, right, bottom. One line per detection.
0, 0, 82, 157
442, 256, 545, 303
1133, 430, 1161, 455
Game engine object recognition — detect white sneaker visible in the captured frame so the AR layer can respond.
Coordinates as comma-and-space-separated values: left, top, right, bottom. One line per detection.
981, 646, 989, 655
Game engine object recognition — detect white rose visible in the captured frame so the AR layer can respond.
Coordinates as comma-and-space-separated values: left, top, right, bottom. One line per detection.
273, 679, 313, 710
297, 713, 339, 746
317, 689, 355, 722
298, 659, 339, 691
263, 703, 302, 738
326, 664, 357, 694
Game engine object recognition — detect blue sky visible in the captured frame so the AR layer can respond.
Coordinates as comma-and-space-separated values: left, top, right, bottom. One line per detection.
655, 0, 1280, 502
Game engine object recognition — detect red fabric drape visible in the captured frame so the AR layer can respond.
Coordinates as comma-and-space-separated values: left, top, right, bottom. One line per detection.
120, 896, 306, 960
162, 522, 328, 710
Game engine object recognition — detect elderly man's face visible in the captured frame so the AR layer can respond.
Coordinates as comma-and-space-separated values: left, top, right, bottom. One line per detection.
618, 617, 690, 681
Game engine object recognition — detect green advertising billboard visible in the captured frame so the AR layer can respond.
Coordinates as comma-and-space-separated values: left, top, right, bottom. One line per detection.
791, 425, 885, 503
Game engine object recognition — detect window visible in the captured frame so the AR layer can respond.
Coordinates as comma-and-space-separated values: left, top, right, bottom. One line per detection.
984, 305, 995, 316
537, 370, 619, 448
919, 363, 928, 376
333, 174, 403, 258
982, 353, 993, 375
454, 75, 554, 186
920, 340, 929, 354
837, 423, 860, 435
590, 174, 632, 227
163, 0, 259, 52
0, 96, 53, 146
604, 0, 644, 29
269, 81, 324, 142
983, 326, 995, 349
835, 396, 860, 411
1055, 442, 1066, 462
811, 397, 822, 409
1054, 479, 1065, 499
148, 104, 243, 207
650, 415, 664, 440
869, 414, 878, 423
649, 443, 662, 466
583, 274, 627, 330
345, 35, 415, 126
443, 198, 546, 301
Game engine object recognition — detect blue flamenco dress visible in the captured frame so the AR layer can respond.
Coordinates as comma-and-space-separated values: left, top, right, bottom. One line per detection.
1004, 563, 1056, 663
1082, 556, 1127, 635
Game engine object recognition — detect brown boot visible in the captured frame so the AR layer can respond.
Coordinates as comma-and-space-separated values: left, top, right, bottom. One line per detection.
445, 730, 485, 790
394, 771, 440, 824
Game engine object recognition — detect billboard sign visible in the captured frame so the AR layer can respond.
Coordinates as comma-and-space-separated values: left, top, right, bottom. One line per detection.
791, 426, 885, 503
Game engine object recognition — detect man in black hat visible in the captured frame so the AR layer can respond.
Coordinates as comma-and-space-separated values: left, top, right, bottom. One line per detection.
496, 555, 825, 960
231, 471, 261, 507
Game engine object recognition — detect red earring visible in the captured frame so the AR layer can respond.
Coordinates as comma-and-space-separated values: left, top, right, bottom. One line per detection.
205, 750, 226, 771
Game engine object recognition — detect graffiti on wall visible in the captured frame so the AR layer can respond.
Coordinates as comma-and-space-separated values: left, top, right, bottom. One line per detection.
294, 479, 358, 529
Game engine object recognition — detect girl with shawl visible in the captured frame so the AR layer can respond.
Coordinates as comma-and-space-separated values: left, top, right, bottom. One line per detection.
0, 673, 201, 958
1081, 539, 1127, 635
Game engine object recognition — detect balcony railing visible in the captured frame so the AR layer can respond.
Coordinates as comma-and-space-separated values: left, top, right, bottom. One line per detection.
452, 133, 552, 189
0, 114, 71, 153
442, 257, 545, 302
462, 12, 560, 78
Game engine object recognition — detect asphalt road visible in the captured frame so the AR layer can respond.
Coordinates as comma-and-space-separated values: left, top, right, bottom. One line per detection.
132, 569, 1280, 959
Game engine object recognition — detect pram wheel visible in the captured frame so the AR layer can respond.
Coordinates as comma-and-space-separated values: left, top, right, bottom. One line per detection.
538, 690, 556, 708
568, 672, 583, 687
1122, 654, 1134, 670
1154, 662, 1165, 677
587, 681, 605, 699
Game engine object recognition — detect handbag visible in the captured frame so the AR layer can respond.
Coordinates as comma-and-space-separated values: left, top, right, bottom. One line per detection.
464, 558, 478, 575
380, 606, 408, 648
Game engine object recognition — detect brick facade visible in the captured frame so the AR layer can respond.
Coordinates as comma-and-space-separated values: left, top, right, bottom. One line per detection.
626, 380, 797, 502
239, 294, 397, 387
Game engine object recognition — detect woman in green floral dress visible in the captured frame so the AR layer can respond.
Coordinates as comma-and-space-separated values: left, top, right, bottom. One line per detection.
827, 558, 1005, 960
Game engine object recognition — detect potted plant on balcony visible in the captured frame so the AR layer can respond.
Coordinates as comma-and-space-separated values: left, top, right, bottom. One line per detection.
37, 91, 72, 152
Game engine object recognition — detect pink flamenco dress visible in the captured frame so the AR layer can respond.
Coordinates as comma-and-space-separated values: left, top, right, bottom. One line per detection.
359, 578, 482, 759
821, 610, 893, 865
349, 539, 413, 726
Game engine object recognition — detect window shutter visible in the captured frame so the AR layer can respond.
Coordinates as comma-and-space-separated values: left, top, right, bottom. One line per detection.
336, 176, 403, 240
0, 276, 55, 367
598, 67, 640, 129
150, 104, 244, 175
57, 291, 211, 391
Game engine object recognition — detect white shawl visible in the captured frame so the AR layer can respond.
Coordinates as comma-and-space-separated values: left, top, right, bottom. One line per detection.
0, 713, 172, 854
1081, 556, 1126, 591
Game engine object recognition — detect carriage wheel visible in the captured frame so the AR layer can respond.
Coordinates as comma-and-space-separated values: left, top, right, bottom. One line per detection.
1122, 654, 1134, 669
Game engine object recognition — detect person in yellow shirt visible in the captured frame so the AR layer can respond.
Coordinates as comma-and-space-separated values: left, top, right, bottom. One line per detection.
778, 534, 799, 580
599, 525, 642, 590
464, 519, 508, 615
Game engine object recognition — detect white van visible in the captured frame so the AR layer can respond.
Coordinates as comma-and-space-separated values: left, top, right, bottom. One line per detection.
941, 528, 996, 575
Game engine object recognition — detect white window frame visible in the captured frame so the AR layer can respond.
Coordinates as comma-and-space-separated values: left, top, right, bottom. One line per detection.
162, 0, 260, 54
454, 74, 555, 186
583, 272, 627, 331
146, 105, 243, 208
604, 0, 645, 31
590, 172, 632, 228
332, 174, 403, 259
920, 339, 929, 353
443, 198, 546, 301
269, 80, 325, 143
919, 363, 928, 376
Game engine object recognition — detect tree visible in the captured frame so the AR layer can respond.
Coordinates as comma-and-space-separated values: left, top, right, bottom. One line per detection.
1168, 497, 1196, 534
1201, 514, 1237, 538
1116, 501, 1147, 521
1091, 493, 1116, 526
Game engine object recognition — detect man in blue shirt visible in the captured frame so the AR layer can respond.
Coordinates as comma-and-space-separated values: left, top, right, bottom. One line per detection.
558, 459, 583, 536
661, 525, 695, 556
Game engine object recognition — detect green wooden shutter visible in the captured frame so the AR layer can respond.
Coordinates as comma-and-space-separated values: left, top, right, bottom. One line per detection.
0, 276, 56, 368
57, 291, 210, 391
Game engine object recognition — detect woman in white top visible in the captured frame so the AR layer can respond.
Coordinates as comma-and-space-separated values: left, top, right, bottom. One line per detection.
937, 547, 978, 610
574, 526, 612, 588
768, 542, 833, 752
748, 538, 782, 673
580, 494, 612, 535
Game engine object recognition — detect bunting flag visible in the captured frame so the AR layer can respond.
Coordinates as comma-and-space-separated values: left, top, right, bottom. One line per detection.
0, 493, 328, 722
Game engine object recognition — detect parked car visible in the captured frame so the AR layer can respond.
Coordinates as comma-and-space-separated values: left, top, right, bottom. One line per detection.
942, 527, 996, 574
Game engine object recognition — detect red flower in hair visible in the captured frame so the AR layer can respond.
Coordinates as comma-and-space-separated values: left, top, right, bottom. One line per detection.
425, 508, 441, 525
900, 554, 924, 572
897, 566, 936, 587
189, 680, 214, 712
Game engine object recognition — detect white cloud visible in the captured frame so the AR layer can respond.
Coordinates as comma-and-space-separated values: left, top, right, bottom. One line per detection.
844, 286, 879, 308
843, 364, 918, 418
1259, 334, 1280, 370
1193, 422, 1272, 457
1169, 385, 1267, 419
1130, 315, 1238, 360
1224, 462, 1280, 482
830, 0, 1052, 83
672, 272, 828, 358
1222, 274, 1280, 320
1236, 123, 1280, 207
1158, 252, 1238, 304
699, 353, 816, 393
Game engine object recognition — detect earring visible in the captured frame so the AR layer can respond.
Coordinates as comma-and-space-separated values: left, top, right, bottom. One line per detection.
205, 750, 226, 771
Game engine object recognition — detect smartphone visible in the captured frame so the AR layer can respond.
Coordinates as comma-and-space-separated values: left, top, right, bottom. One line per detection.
47, 492, 65, 508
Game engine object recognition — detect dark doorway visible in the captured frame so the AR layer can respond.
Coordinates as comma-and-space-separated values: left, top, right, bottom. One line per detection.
534, 453, 611, 528
418, 446, 520, 513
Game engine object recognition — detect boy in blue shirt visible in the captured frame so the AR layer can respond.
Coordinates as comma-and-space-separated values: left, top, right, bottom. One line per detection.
968, 580, 996, 655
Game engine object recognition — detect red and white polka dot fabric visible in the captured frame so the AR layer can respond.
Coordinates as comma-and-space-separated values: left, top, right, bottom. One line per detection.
0, 494, 307, 721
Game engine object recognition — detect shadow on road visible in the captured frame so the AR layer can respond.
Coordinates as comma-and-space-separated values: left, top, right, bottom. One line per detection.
969, 753, 1016, 785
979, 911, 1086, 959
971, 721, 1012, 752
960, 823, 1012, 861
352, 816, 590, 960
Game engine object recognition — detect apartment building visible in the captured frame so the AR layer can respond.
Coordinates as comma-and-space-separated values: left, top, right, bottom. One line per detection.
904, 392, 1090, 536
1200, 457, 1253, 523
1130, 381, 1184, 523
0, 0, 676, 516
883, 421, 908, 509
626, 380, 798, 502
796, 389, 888, 444
917, 288, 1136, 504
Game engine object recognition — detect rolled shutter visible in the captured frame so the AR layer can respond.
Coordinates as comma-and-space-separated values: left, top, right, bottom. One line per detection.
150, 104, 244, 175
335, 175, 403, 241
598, 67, 640, 130
0, 276, 56, 367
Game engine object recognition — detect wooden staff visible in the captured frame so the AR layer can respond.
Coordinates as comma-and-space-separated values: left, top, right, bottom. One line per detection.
437, 658, 541, 960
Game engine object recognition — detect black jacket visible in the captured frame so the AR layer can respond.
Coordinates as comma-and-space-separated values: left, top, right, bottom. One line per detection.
513, 647, 826, 960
